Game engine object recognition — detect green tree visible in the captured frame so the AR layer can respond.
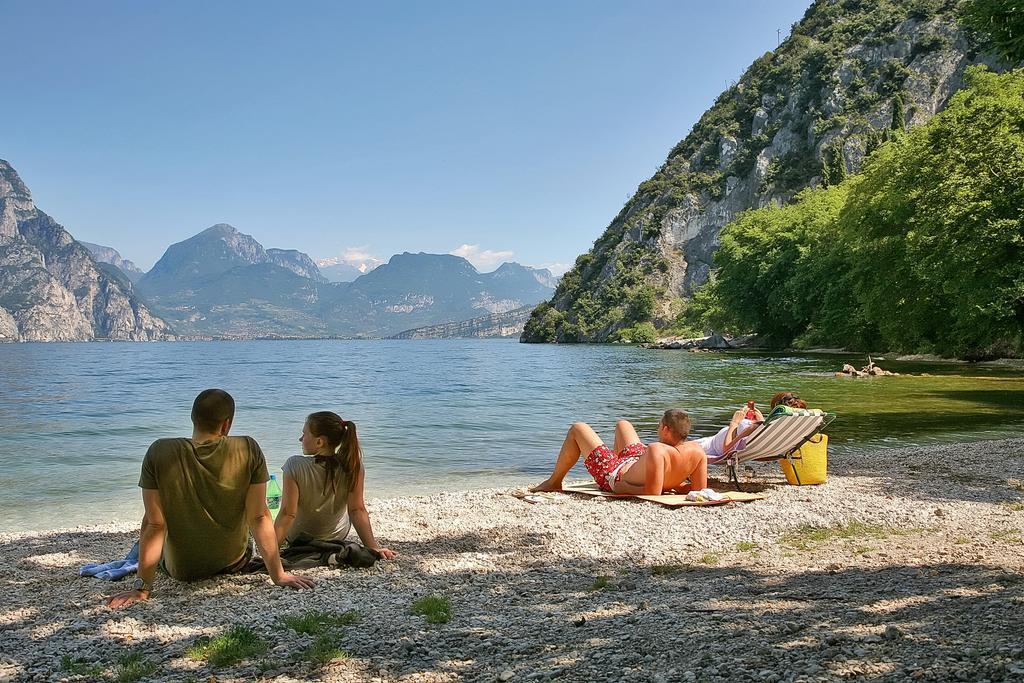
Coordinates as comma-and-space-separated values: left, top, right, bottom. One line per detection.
891, 93, 906, 130
711, 184, 850, 346
615, 322, 658, 344
707, 67, 1024, 357
821, 140, 848, 188
837, 67, 1024, 356
521, 303, 563, 343
961, 0, 1024, 64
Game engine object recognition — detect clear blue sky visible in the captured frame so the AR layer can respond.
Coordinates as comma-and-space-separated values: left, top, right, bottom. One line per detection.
3, 0, 811, 273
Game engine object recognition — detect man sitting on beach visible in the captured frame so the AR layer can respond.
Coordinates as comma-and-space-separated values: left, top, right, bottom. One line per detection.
530, 410, 708, 495
105, 389, 313, 608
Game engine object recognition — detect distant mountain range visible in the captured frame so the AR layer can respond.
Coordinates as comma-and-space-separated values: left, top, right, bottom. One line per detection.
320, 252, 555, 338
132, 223, 556, 338
92, 221, 555, 339
1, 159, 556, 341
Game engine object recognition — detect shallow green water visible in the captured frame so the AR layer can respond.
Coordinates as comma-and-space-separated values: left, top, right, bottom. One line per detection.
675, 351, 1024, 453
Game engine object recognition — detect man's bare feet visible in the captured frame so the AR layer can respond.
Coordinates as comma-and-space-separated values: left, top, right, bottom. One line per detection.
529, 478, 563, 492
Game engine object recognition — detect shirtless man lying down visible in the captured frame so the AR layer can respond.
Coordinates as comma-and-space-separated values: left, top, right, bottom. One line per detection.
530, 409, 708, 495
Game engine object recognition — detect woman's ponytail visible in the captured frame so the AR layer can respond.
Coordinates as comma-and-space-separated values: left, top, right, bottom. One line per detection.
339, 420, 362, 494
307, 411, 362, 495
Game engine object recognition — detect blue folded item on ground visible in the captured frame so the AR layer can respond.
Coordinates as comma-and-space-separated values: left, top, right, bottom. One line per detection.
79, 541, 139, 580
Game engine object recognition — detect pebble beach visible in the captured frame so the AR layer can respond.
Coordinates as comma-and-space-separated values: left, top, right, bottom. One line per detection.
2, 439, 1023, 683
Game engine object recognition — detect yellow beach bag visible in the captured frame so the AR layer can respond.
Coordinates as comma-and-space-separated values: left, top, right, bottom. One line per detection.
780, 433, 828, 485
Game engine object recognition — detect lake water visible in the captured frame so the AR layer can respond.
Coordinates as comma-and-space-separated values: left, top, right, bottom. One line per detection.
2, 340, 1023, 533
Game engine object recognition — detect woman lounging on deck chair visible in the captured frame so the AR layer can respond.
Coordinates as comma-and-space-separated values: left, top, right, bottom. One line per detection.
718, 395, 836, 489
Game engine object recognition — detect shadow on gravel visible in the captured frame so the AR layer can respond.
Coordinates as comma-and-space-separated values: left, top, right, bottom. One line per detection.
340, 559, 1024, 682
5, 525, 1024, 682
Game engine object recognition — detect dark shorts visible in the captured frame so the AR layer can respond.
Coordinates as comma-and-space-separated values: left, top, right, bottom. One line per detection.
158, 535, 255, 577
584, 442, 645, 492
219, 536, 256, 575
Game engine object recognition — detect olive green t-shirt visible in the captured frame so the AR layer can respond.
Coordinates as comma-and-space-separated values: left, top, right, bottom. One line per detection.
139, 435, 269, 581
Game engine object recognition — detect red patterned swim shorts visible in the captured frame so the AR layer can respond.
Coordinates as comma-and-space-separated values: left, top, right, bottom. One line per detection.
584, 442, 645, 492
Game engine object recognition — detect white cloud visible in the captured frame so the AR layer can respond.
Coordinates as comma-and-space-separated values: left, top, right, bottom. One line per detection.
450, 244, 515, 271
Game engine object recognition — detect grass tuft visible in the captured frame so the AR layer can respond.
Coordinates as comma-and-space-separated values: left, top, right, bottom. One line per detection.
281, 610, 360, 635
588, 575, 610, 591
780, 521, 891, 551
735, 541, 757, 552
186, 625, 268, 668
700, 552, 721, 566
298, 633, 353, 665
411, 595, 452, 624
114, 652, 157, 683
1004, 501, 1024, 512
60, 656, 105, 677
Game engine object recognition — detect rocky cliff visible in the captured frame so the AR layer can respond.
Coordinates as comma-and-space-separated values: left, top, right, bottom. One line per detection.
0, 160, 171, 342
522, 0, 1000, 343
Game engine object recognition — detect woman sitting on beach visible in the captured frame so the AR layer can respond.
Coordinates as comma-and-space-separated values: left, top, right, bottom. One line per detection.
530, 409, 709, 496
274, 411, 396, 559
698, 392, 807, 463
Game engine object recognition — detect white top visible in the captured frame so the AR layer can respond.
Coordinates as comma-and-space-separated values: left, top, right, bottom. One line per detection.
282, 455, 351, 544
695, 419, 756, 460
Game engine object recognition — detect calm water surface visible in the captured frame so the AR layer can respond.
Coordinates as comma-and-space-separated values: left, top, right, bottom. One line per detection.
2, 340, 1023, 533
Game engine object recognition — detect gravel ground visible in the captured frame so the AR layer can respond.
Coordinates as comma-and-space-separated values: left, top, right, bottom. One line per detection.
2, 439, 1023, 683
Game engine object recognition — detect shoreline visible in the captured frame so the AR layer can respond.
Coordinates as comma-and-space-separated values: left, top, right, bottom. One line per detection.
3, 338, 1024, 365
2, 438, 1024, 682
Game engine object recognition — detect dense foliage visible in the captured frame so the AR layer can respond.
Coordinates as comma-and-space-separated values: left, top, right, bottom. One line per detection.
961, 0, 1024, 64
682, 68, 1024, 358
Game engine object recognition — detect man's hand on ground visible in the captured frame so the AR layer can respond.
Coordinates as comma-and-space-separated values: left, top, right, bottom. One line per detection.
375, 547, 397, 560
105, 590, 149, 609
273, 572, 315, 590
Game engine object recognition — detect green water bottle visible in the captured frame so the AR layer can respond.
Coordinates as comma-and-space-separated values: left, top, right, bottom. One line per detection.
266, 474, 282, 520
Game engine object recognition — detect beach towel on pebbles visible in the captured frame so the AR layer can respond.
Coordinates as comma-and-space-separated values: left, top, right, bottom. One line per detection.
78, 541, 139, 580
557, 482, 764, 507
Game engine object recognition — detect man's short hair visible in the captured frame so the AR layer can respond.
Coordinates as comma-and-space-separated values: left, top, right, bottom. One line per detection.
661, 409, 691, 440
191, 389, 235, 433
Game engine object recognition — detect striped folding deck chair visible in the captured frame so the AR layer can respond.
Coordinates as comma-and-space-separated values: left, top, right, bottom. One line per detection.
720, 407, 836, 490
